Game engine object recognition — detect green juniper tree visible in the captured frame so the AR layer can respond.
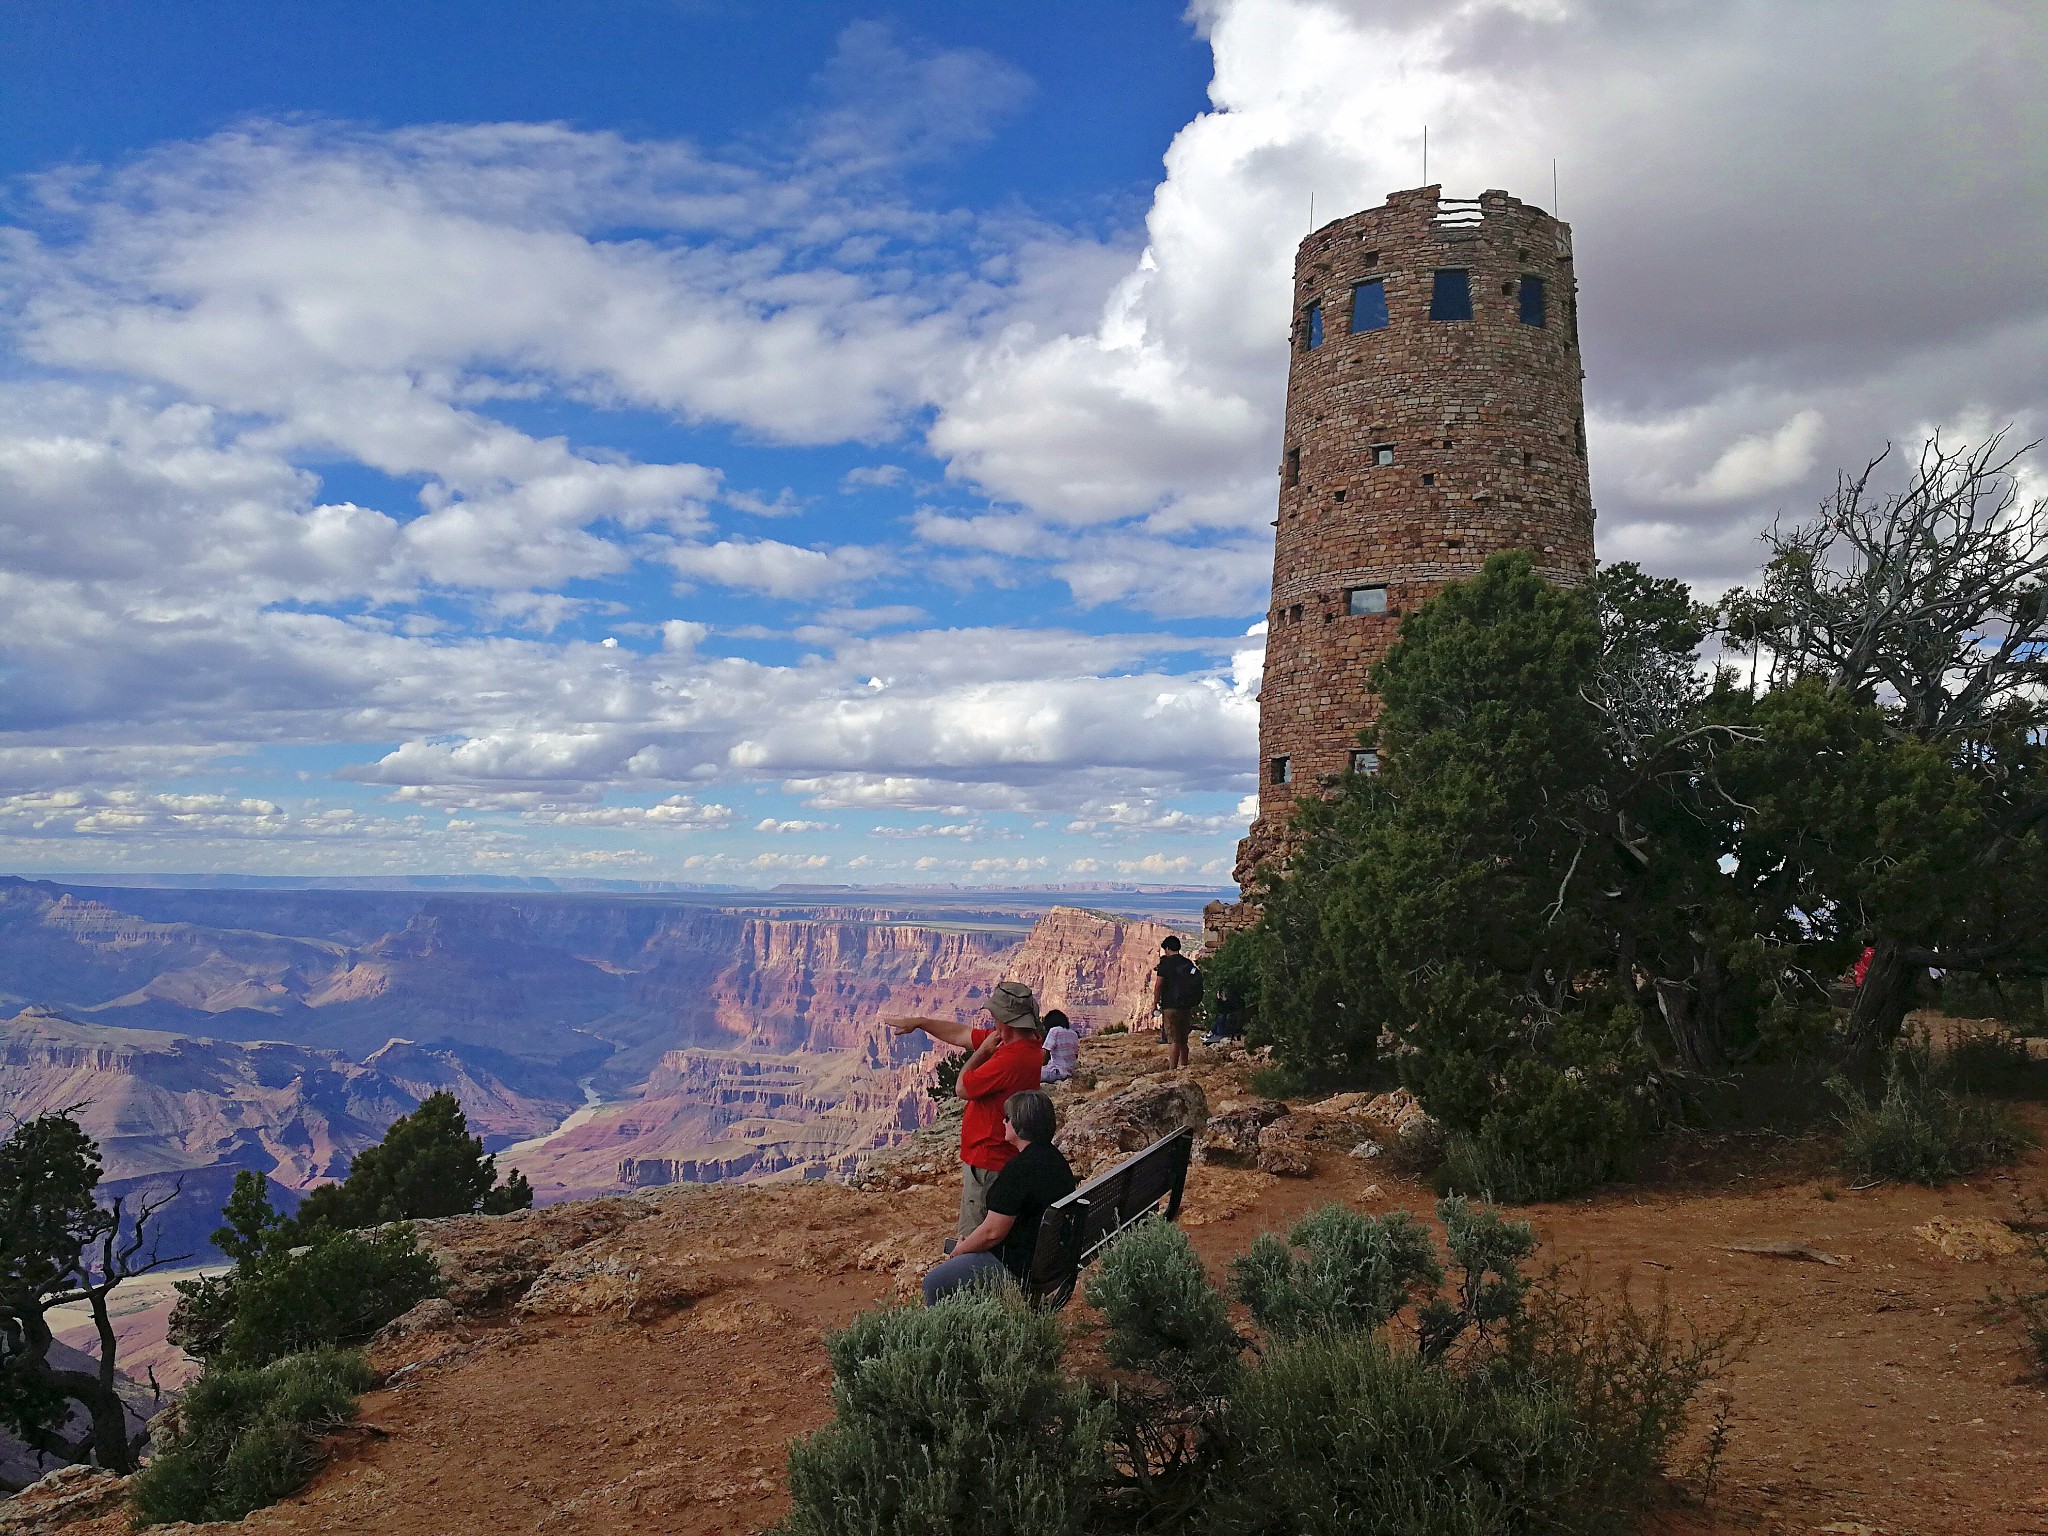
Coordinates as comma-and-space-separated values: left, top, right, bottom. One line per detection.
1720, 432, 2048, 1065
285, 1090, 532, 1239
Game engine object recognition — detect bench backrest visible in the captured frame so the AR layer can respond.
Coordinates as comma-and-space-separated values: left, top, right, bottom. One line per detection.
1022, 1125, 1195, 1308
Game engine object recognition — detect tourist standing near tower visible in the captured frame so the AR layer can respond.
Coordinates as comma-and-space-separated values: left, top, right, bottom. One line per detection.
1224, 185, 1597, 905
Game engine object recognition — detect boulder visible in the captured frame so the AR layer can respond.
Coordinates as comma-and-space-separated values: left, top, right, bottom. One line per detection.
0, 1465, 129, 1535
1057, 1075, 1208, 1178
1199, 1099, 1288, 1166
1256, 1115, 1315, 1178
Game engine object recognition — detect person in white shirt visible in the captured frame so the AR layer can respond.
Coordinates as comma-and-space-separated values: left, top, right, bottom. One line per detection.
1039, 1008, 1080, 1084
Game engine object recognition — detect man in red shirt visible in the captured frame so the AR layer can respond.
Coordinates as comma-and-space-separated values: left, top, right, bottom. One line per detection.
886, 980, 1045, 1240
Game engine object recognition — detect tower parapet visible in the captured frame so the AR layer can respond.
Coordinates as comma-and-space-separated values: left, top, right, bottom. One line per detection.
1221, 185, 1596, 915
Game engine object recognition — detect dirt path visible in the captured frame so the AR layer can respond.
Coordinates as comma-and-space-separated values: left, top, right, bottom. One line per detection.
50, 1038, 2048, 1536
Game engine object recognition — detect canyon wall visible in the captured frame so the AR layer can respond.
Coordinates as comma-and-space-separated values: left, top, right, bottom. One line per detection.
0, 877, 1197, 1214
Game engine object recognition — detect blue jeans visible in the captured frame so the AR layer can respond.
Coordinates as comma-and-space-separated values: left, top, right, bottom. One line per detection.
921, 1251, 1011, 1306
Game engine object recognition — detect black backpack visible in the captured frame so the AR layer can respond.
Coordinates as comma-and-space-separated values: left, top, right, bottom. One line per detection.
1160, 953, 1203, 1010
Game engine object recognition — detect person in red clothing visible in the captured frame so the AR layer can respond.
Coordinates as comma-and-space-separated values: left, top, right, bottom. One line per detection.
885, 980, 1045, 1240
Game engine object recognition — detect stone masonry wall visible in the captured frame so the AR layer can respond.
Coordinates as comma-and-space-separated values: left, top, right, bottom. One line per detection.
1231, 185, 1596, 891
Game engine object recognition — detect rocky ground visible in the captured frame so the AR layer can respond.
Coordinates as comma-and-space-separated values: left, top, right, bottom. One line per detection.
8, 1022, 2048, 1536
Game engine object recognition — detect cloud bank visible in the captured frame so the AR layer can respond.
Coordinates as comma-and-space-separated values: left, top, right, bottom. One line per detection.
1, 2, 2040, 879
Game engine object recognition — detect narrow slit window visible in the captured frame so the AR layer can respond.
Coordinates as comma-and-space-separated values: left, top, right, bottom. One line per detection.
1347, 586, 1388, 616
1304, 301, 1324, 349
1350, 279, 1389, 333
1270, 756, 1293, 786
1351, 749, 1380, 775
1288, 603, 1303, 624
1429, 268, 1472, 321
1285, 447, 1301, 486
1519, 275, 1547, 327
1372, 444, 1395, 466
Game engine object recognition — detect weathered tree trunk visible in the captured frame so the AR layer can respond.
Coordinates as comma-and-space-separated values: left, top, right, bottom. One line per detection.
1842, 937, 1917, 1069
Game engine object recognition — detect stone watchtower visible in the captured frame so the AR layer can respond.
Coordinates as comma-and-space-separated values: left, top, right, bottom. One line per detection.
1221, 186, 1596, 914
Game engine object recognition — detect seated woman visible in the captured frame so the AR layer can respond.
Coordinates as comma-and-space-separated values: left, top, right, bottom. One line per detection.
1039, 1008, 1080, 1084
921, 1089, 1075, 1306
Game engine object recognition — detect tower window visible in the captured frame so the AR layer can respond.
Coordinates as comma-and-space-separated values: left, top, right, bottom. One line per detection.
1304, 301, 1324, 349
1372, 444, 1395, 466
1347, 586, 1388, 616
1360, 249, 1379, 266
1519, 275, 1547, 327
1429, 269, 1473, 321
1522, 450, 1534, 467
1270, 756, 1293, 785
1285, 447, 1301, 486
1289, 603, 1303, 624
1350, 279, 1389, 333
1351, 749, 1381, 775
1422, 473, 1435, 486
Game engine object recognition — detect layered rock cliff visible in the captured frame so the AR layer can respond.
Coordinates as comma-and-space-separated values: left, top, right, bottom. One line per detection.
0, 879, 1197, 1213
510, 906, 1188, 1199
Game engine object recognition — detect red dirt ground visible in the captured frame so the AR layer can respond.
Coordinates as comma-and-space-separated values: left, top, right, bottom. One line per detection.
49, 1030, 2048, 1536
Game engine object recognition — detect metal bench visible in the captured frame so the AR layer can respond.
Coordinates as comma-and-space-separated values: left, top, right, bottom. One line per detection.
1020, 1126, 1195, 1309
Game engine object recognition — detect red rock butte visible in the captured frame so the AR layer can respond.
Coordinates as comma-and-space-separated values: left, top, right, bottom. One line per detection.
1211, 185, 1596, 937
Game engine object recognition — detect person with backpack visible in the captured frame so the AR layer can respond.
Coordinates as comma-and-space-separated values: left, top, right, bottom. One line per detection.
1152, 935, 1202, 1071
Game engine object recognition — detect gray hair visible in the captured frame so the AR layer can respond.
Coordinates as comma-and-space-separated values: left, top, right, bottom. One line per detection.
1004, 1089, 1057, 1145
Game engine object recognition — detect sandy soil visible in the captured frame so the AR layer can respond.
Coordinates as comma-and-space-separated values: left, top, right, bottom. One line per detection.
46, 1029, 2048, 1536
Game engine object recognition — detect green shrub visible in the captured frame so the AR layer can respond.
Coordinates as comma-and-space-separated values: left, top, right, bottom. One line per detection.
1231, 1205, 1443, 1343
1940, 972, 2048, 1031
926, 1049, 969, 1103
1208, 1214, 1738, 1536
171, 1224, 442, 1369
129, 1349, 374, 1526
1832, 1038, 2034, 1184
1416, 1198, 1538, 1361
777, 1292, 1107, 1536
1206, 1332, 1600, 1536
1514, 1277, 1748, 1514
1945, 1026, 2048, 1098
1422, 1003, 1652, 1205
1083, 1217, 1240, 1397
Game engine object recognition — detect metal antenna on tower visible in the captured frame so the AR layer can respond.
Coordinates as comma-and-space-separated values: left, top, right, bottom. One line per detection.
1422, 125, 1428, 186
1553, 158, 1559, 215
1308, 192, 1315, 232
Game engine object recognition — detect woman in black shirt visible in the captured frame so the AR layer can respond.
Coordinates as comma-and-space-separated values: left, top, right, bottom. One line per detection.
921, 1090, 1076, 1305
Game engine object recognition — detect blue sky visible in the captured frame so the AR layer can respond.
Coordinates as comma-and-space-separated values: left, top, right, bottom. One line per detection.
0, 1, 2042, 885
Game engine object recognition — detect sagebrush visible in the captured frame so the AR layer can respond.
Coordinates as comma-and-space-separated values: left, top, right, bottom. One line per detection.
776, 1290, 1106, 1536
1831, 1036, 2033, 1185
129, 1349, 374, 1526
811, 1199, 1739, 1536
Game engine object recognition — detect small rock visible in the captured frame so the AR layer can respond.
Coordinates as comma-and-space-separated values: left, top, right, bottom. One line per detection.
1915, 1216, 2021, 1261
1256, 1115, 1314, 1177
1348, 1140, 1383, 1160
1200, 1099, 1288, 1167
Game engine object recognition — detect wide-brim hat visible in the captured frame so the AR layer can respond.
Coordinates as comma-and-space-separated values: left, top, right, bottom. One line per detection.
985, 980, 1041, 1030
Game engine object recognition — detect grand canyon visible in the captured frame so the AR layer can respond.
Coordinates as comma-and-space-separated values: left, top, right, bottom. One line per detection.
0, 876, 1206, 1255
